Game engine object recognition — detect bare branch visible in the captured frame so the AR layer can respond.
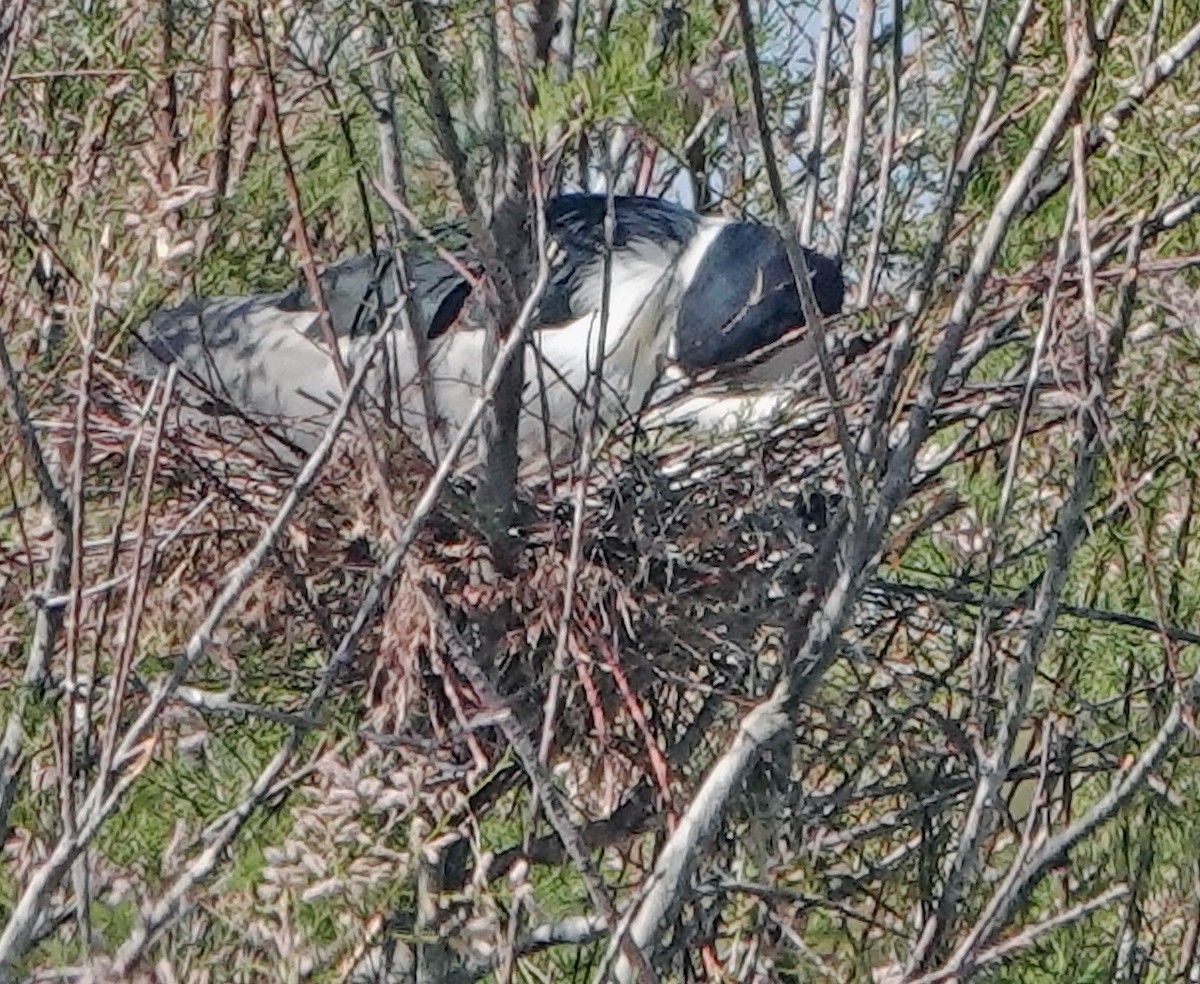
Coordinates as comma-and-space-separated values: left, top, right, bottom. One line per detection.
859, 0, 902, 305
1023, 16, 1200, 217
905, 884, 1130, 984
613, 683, 792, 982
799, 0, 835, 243
736, 0, 864, 527
425, 591, 657, 984
831, 0, 876, 256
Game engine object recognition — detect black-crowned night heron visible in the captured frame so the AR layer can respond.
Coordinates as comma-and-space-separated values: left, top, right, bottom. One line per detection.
135, 194, 845, 465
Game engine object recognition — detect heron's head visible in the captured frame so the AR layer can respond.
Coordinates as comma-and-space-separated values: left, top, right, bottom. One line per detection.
674, 222, 844, 372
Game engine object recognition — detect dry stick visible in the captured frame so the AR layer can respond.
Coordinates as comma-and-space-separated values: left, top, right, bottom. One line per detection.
111, 709, 340, 978
422, 594, 657, 984
61, 246, 102, 957
96, 370, 177, 793
862, 0, 1027, 471
368, 31, 445, 462
89, 371, 168, 694
973, 664, 1187, 958
1144, 0, 1166, 65
495, 14, 623, 974
611, 682, 794, 984
714, 878, 909, 937
1092, 188, 1200, 268
250, 10, 400, 530
0, 303, 72, 843
943, 249, 1158, 984
108, 741, 297, 978
0, 0, 22, 81
615, 14, 1118, 982
859, 0, 902, 307
0, 316, 388, 972
408, 1, 515, 316
538, 180, 617, 767
0, 314, 70, 532
371, 185, 482, 288
1065, 50, 1188, 698
0, 722, 150, 973
737, 0, 865, 528
830, 0, 876, 257
799, 0, 834, 244
208, 0, 233, 198
100, 274, 545, 972
1023, 16, 1200, 218
903, 884, 1129, 984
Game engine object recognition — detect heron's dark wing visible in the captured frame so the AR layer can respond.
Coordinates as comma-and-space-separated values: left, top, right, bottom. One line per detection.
280, 251, 473, 340
674, 223, 845, 371
537, 195, 700, 325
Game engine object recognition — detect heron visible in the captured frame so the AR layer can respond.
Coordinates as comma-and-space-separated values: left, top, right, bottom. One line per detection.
134, 194, 845, 467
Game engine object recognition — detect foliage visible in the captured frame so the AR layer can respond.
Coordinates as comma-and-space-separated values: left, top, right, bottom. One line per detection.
2, 0, 1200, 981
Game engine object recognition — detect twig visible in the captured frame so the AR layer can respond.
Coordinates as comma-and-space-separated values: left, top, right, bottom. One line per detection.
831, 0, 876, 257
966, 181, 1078, 729
368, 183, 482, 286
1023, 16, 1200, 218
61, 240, 104, 956
0, 289, 70, 530
250, 8, 400, 528
799, 0, 834, 243
904, 884, 1129, 984
612, 682, 792, 983
207, 0, 233, 198
368, 28, 446, 461
0, 295, 72, 843
867, 0, 1116, 554
736, 0, 865, 529
97, 370, 176, 792
869, 580, 1200, 649
859, 0, 902, 306
862, 0, 1031, 471
539, 173, 617, 765
423, 590, 657, 984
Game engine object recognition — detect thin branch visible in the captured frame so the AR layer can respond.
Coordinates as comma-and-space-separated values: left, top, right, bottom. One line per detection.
539, 168, 618, 765
736, 0, 865, 528
368, 28, 446, 461
862, 0, 1030, 470
612, 683, 792, 982
250, 8, 400, 527
859, 0, 902, 306
904, 884, 1130, 984
799, 0, 834, 243
831, 0, 876, 256
0, 295, 72, 842
424, 591, 657, 984
1023, 16, 1200, 217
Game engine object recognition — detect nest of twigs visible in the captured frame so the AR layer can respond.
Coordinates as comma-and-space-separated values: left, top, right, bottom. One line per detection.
16, 269, 1080, 822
